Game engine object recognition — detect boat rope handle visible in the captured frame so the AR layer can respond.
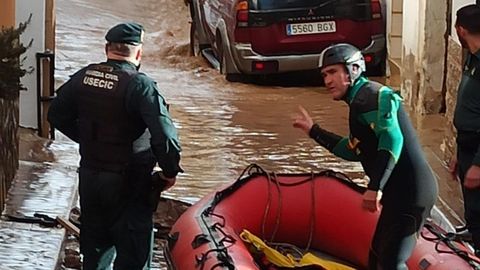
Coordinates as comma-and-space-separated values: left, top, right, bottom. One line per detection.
261, 171, 272, 241
269, 241, 305, 259
247, 163, 266, 176
261, 170, 283, 243
305, 171, 316, 252
245, 163, 267, 177
210, 262, 234, 270
211, 222, 236, 247
422, 222, 480, 268
271, 171, 283, 242
208, 164, 357, 215
261, 170, 318, 253
195, 248, 216, 269
198, 163, 361, 269
196, 207, 237, 269
195, 248, 234, 270
208, 212, 226, 227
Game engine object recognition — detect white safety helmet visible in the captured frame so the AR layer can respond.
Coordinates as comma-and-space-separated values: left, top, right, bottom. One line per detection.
318, 43, 366, 84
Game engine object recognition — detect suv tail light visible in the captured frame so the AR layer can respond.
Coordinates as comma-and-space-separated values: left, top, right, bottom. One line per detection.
363, 54, 374, 64
252, 61, 279, 73
236, 0, 249, 27
371, 0, 382, 19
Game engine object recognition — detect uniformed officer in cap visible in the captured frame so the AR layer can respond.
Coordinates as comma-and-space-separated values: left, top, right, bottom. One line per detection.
449, 4, 480, 257
48, 22, 183, 270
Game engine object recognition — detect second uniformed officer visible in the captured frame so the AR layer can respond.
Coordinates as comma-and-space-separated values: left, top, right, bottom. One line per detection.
48, 22, 183, 270
449, 4, 480, 256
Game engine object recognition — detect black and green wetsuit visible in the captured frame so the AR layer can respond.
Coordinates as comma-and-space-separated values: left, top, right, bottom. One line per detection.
310, 77, 438, 270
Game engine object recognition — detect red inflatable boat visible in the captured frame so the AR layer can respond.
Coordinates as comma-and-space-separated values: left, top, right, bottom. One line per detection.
164, 164, 479, 269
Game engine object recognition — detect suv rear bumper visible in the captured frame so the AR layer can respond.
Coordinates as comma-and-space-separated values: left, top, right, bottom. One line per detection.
231, 34, 385, 74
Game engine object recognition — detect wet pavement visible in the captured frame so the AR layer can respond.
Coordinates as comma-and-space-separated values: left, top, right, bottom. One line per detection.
0, 135, 79, 269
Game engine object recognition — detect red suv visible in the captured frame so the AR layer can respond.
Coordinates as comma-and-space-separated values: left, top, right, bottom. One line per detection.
189, 0, 386, 80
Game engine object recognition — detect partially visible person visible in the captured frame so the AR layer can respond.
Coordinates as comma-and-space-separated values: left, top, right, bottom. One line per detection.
448, 4, 480, 256
48, 22, 183, 270
293, 43, 438, 269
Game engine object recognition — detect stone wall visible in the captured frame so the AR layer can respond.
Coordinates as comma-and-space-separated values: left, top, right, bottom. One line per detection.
441, 36, 464, 162
418, 0, 447, 114
401, 53, 420, 111
400, 0, 447, 114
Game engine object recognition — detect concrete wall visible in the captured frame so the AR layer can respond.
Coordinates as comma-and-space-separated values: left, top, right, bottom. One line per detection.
442, 36, 463, 161
16, 0, 46, 129
400, 0, 422, 109
1, 0, 48, 130
400, 0, 447, 114
385, 0, 403, 62
389, 0, 403, 60
420, 0, 448, 113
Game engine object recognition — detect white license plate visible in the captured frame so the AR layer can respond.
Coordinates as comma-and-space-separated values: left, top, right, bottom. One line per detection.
286, 21, 336, 36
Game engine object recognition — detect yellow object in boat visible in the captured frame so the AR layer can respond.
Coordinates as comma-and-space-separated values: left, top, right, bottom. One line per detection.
240, 229, 356, 270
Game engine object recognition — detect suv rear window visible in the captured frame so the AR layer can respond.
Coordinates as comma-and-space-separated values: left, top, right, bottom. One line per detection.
253, 0, 365, 10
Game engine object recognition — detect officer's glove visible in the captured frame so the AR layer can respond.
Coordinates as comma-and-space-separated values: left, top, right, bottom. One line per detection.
150, 171, 176, 211
157, 171, 176, 191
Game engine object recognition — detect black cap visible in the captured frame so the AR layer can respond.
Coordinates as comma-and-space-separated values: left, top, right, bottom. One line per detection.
105, 22, 144, 45
456, 4, 480, 34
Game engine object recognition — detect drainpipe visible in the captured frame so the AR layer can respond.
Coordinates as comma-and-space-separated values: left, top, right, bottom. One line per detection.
36, 51, 56, 139
440, 0, 453, 114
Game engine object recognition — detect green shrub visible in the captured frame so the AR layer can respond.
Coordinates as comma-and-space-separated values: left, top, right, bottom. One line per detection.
0, 15, 32, 100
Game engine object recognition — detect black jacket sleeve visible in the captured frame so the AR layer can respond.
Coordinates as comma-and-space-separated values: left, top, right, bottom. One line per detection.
47, 75, 80, 143
309, 123, 343, 152
366, 150, 396, 191
127, 74, 183, 178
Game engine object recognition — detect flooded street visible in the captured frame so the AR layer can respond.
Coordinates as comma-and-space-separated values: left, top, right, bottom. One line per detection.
55, 0, 364, 204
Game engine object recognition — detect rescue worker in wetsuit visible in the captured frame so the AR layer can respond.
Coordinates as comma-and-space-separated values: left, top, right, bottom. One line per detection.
48, 22, 183, 270
293, 43, 438, 270
449, 4, 480, 256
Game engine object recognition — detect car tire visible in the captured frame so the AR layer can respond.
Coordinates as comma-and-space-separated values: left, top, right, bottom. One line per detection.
219, 44, 235, 81
216, 34, 241, 82
220, 46, 228, 75
190, 20, 207, 56
215, 35, 226, 73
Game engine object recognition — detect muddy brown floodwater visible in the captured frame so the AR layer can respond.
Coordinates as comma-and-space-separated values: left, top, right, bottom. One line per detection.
55, 0, 364, 203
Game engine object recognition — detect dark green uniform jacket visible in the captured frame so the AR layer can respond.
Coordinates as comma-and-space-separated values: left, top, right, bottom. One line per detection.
48, 60, 182, 177
453, 49, 480, 250
454, 49, 480, 166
